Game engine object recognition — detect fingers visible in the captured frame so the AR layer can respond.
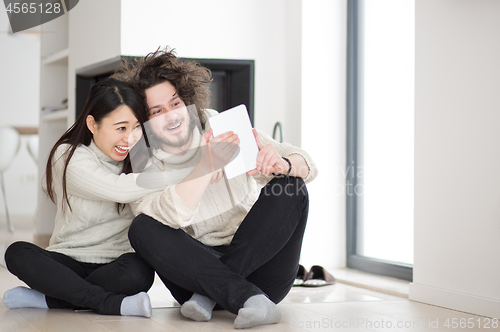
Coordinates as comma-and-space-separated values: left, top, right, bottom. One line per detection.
201, 128, 213, 149
266, 154, 281, 176
218, 170, 224, 183
203, 128, 213, 143
253, 128, 264, 150
210, 169, 224, 185
219, 133, 239, 153
258, 147, 274, 176
211, 130, 236, 143
209, 132, 239, 170
216, 169, 225, 183
254, 143, 286, 176
209, 169, 217, 184
199, 130, 239, 177
247, 169, 259, 176
256, 144, 280, 176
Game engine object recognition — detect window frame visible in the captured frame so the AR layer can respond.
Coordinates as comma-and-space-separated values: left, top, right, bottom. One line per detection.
346, 0, 413, 281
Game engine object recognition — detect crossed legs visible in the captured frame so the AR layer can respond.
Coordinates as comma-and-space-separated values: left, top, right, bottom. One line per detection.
128, 176, 309, 327
4, 242, 155, 316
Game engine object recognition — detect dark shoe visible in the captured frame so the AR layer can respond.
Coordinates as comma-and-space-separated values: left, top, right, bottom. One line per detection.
302, 265, 336, 287
293, 264, 307, 286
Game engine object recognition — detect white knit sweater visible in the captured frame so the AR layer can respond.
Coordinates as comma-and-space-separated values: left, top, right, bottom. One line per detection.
45, 141, 157, 263
130, 109, 318, 246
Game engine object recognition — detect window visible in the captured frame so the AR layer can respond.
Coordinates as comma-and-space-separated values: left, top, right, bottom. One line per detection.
346, 0, 415, 281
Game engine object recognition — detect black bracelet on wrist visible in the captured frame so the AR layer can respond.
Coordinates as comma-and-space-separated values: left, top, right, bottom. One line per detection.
273, 157, 292, 178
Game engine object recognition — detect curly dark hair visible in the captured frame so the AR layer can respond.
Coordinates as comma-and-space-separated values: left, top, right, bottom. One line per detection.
112, 46, 212, 129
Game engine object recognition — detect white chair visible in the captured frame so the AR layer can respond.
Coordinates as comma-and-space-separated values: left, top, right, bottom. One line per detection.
0, 126, 21, 233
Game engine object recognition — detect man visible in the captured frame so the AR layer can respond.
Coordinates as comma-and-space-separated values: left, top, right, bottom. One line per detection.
115, 47, 318, 329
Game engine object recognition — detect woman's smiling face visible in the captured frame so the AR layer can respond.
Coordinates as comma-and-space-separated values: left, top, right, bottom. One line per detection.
87, 105, 142, 161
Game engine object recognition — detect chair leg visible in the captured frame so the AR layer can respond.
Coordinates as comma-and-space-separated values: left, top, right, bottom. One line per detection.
0, 172, 14, 233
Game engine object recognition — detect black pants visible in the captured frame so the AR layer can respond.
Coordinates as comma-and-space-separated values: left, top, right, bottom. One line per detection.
128, 176, 309, 314
4, 241, 155, 315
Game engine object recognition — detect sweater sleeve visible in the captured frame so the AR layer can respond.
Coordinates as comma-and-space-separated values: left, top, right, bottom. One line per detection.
129, 186, 200, 229
251, 129, 318, 186
52, 144, 162, 203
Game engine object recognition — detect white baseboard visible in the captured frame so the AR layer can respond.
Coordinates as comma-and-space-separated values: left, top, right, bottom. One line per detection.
410, 283, 500, 319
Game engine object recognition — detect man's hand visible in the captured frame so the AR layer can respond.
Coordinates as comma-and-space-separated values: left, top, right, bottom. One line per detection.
175, 129, 239, 207
247, 129, 288, 176
201, 128, 239, 183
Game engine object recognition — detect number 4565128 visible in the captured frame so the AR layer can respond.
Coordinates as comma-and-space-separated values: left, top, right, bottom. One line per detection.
6, 2, 62, 14
444, 318, 498, 329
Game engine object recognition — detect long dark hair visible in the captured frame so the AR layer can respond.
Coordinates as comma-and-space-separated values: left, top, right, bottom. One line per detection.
45, 78, 149, 212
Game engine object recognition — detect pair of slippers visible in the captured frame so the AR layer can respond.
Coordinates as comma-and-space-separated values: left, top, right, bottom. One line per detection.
294, 265, 336, 287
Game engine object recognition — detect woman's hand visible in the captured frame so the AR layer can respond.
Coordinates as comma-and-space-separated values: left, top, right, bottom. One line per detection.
247, 129, 288, 176
209, 169, 225, 185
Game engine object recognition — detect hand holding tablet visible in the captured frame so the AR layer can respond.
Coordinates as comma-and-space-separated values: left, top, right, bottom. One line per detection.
209, 104, 289, 179
208, 105, 259, 179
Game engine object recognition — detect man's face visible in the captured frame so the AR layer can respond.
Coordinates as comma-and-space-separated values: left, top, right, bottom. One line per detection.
145, 81, 193, 151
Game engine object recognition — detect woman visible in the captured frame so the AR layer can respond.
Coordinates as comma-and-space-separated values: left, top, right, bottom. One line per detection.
3, 78, 157, 317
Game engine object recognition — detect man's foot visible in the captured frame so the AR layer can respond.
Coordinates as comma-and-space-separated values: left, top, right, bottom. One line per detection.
3, 286, 48, 309
120, 292, 152, 318
180, 293, 216, 321
234, 294, 282, 329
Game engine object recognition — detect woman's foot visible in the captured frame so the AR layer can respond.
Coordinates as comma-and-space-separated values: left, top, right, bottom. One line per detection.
120, 292, 152, 318
234, 294, 282, 329
3, 286, 48, 309
180, 293, 216, 322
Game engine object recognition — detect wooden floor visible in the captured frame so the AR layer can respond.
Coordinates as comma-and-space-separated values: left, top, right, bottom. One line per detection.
0, 216, 490, 332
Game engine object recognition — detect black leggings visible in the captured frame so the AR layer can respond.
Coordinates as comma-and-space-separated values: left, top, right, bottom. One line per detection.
4, 242, 155, 315
128, 176, 309, 314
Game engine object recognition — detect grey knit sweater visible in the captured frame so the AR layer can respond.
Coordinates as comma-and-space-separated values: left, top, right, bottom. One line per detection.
46, 141, 156, 263
130, 109, 318, 246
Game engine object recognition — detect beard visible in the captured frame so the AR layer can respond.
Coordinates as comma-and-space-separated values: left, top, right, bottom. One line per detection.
156, 115, 197, 148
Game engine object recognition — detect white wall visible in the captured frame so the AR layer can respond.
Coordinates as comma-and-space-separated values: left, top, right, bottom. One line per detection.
284, 0, 302, 148
300, 0, 347, 269
120, 0, 288, 143
68, 0, 122, 123
410, 0, 500, 318
120, 0, 347, 269
0, 10, 39, 218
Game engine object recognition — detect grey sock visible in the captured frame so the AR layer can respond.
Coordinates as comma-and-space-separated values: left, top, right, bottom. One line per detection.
120, 292, 152, 318
3, 286, 48, 309
234, 294, 282, 329
180, 293, 216, 322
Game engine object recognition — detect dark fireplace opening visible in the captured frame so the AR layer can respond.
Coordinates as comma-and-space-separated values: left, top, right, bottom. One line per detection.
76, 57, 254, 125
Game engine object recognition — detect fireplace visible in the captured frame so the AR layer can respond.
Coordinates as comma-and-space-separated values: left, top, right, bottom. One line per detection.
75, 57, 254, 124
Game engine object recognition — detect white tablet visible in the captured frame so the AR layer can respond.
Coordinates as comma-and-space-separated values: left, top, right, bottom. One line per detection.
208, 105, 259, 179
